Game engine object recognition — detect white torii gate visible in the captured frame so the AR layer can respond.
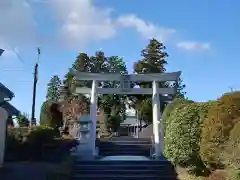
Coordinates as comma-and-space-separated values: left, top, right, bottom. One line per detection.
70, 70, 181, 158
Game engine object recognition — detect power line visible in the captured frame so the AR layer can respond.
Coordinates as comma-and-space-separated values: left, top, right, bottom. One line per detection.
0, 46, 33, 75
10, 47, 24, 64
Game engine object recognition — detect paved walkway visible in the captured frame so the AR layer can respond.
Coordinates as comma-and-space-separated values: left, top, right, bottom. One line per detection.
0, 162, 58, 180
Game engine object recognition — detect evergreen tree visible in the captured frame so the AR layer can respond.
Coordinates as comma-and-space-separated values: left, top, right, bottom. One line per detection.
63, 52, 127, 133
16, 113, 30, 127
46, 75, 61, 102
134, 38, 168, 76
130, 39, 169, 124
172, 77, 186, 99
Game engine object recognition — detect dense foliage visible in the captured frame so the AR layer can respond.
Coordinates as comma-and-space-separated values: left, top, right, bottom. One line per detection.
60, 52, 128, 134
163, 91, 240, 179
200, 92, 240, 169
5, 126, 78, 162
15, 114, 30, 127
129, 38, 186, 125
46, 75, 61, 102
221, 120, 240, 169
162, 98, 194, 132
40, 100, 63, 129
164, 102, 210, 174
40, 38, 186, 135
130, 39, 169, 124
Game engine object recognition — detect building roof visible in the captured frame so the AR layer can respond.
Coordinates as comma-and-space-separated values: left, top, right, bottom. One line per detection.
0, 101, 20, 116
0, 82, 14, 99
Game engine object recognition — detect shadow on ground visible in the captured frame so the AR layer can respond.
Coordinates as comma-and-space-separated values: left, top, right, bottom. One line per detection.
0, 162, 58, 180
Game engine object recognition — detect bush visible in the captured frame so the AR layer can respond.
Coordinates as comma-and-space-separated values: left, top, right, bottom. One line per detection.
40, 100, 63, 129
162, 98, 194, 133
5, 127, 30, 161
222, 120, 240, 169
14, 126, 59, 160
5, 126, 78, 162
200, 91, 240, 169
164, 102, 214, 175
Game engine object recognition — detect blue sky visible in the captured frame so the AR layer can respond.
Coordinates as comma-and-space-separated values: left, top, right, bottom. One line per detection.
0, 0, 239, 119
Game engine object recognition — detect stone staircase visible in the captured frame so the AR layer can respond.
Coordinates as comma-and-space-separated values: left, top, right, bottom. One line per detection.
71, 137, 178, 180
97, 136, 151, 156
71, 160, 178, 180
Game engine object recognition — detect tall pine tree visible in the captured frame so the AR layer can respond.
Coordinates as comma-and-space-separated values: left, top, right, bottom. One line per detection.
46, 75, 61, 102
134, 38, 168, 75
131, 38, 169, 124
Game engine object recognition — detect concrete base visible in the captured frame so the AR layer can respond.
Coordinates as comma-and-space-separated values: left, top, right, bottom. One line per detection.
71, 145, 99, 161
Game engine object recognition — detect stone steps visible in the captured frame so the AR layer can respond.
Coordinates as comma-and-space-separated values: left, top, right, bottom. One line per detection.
98, 137, 151, 157
71, 160, 178, 180
70, 137, 178, 179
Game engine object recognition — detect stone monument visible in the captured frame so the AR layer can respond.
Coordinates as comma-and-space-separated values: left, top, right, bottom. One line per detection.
71, 114, 96, 160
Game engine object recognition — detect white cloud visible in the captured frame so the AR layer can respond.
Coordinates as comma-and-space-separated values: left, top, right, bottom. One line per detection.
0, 0, 210, 52
0, 0, 37, 47
117, 14, 176, 42
50, 0, 116, 49
177, 41, 210, 50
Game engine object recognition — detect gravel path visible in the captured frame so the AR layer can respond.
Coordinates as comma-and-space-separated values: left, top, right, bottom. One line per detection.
0, 162, 58, 180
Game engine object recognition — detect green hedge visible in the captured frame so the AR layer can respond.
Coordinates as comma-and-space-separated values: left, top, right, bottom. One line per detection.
222, 120, 240, 169
162, 98, 194, 133
200, 92, 240, 169
164, 101, 215, 174
5, 126, 79, 162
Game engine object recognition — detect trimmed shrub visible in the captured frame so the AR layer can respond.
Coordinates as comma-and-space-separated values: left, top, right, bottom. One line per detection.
164, 102, 214, 174
5, 127, 30, 161
40, 100, 63, 129
200, 91, 240, 169
5, 126, 78, 162
162, 98, 194, 133
222, 120, 240, 169
24, 126, 60, 160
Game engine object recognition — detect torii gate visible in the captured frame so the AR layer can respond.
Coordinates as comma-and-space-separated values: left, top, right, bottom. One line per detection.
68, 69, 181, 158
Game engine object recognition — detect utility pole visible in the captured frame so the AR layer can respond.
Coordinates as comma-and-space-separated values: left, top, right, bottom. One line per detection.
31, 48, 40, 127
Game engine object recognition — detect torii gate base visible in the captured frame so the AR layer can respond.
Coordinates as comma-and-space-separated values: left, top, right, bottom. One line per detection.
69, 70, 181, 159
